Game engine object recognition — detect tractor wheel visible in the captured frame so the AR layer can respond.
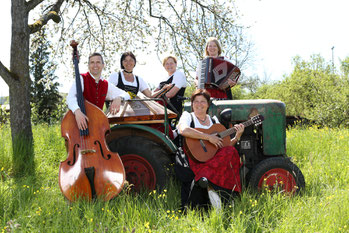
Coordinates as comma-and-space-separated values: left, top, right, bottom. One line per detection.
248, 157, 305, 194
108, 136, 171, 192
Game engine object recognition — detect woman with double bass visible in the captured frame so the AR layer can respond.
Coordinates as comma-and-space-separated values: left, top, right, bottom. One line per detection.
60, 42, 130, 202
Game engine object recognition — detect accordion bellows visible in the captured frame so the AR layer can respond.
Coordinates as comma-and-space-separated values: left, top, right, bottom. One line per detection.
198, 57, 241, 90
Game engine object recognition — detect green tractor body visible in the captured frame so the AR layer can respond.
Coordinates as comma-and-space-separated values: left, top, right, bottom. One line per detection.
209, 99, 286, 156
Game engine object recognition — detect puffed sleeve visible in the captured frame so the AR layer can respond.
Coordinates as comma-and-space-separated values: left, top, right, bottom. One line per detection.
177, 111, 192, 131
106, 83, 131, 101
66, 75, 84, 113
108, 72, 119, 86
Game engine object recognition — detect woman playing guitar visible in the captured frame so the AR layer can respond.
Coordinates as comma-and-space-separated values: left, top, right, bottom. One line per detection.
176, 89, 244, 210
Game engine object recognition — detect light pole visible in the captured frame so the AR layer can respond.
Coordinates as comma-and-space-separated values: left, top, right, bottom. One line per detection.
331, 46, 335, 67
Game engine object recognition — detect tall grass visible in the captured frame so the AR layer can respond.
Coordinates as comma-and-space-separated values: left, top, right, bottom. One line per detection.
0, 124, 348, 232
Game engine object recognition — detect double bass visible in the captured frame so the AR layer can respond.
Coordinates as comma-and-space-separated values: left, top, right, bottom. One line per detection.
59, 41, 125, 202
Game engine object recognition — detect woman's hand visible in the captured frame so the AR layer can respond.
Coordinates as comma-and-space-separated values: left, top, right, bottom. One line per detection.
162, 84, 172, 90
207, 134, 224, 148
227, 79, 237, 88
234, 123, 245, 140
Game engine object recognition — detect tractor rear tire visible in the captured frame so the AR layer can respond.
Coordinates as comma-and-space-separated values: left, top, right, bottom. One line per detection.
248, 157, 305, 194
108, 136, 171, 192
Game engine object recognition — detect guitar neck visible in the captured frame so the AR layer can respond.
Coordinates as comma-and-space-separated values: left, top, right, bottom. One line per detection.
218, 119, 253, 138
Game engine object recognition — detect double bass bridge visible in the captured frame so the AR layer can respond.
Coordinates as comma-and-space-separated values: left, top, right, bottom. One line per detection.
80, 149, 97, 154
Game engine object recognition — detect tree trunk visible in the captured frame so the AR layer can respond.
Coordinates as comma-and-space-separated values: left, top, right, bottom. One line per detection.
9, 0, 34, 177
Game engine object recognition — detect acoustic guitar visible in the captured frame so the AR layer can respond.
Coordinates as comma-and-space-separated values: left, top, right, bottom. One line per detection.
184, 114, 264, 162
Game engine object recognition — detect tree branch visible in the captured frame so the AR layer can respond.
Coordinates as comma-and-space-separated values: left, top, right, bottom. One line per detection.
148, 0, 184, 66
0, 61, 18, 84
26, 0, 44, 12
28, 0, 65, 34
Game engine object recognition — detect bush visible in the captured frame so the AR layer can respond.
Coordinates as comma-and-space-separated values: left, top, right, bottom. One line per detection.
0, 106, 9, 125
250, 55, 349, 127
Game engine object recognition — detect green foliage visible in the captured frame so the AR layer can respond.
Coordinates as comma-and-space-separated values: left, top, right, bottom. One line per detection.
1, 124, 348, 232
250, 55, 349, 127
230, 84, 245, 100
184, 82, 196, 99
340, 57, 349, 77
30, 28, 64, 125
0, 106, 9, 125
0, 97, 9, 125
11, 132, 35, 179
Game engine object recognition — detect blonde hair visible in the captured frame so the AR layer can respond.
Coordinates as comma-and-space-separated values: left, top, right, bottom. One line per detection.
204, 37, 222, 56
162, 56, 177, 66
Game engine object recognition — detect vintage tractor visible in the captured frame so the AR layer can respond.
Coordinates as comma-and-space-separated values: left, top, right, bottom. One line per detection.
106, 97, 305, 194
204, 99, 305, 193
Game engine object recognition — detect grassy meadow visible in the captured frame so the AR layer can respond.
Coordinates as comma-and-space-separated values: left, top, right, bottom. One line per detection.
0, 124, 348, 232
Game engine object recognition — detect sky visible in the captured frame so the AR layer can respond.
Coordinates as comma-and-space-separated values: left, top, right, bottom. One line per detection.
1, 0, 349, 97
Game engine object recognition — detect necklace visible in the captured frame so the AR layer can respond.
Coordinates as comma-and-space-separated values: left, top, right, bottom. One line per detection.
197, 115, 207, 123
124, 69, 133, 74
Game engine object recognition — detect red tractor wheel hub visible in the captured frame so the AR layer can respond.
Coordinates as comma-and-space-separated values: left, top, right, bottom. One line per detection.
121, 154, 156, 192
258, 168, 298, 194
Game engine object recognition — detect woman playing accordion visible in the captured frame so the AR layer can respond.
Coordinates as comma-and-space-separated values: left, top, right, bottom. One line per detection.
196, 37, 240, 100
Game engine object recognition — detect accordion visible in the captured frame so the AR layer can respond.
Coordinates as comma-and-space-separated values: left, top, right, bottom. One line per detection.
197, 57, 241, 90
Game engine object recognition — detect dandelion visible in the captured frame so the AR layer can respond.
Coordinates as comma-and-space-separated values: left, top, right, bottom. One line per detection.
1, 167, 3, 171
144, 221, 150, 229
167, 210, 170, 213
36, 207, 42, 215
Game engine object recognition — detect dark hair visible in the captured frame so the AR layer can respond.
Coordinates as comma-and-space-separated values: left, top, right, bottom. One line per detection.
191, 89, 211, 113
120, 52, 136, 69
88, 52, 104, 64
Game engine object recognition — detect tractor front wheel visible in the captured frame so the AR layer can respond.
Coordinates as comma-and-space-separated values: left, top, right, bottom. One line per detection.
248, 157, 305, 194
108, 136, 171, 192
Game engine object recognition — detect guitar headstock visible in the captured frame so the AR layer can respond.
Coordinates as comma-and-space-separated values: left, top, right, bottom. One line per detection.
251, 114, 264, 126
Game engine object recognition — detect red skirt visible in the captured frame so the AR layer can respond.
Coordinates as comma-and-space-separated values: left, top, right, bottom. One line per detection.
188, 146, 242, 192
206, 88, 227, 99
